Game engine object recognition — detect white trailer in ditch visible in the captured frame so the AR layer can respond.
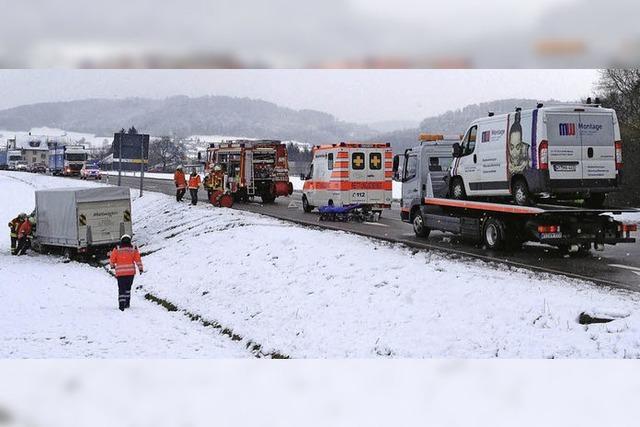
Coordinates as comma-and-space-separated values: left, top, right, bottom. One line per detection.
33, 187, 133, 256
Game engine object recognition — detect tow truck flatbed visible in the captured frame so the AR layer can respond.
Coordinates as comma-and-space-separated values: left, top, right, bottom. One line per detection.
408, 195, 638, 253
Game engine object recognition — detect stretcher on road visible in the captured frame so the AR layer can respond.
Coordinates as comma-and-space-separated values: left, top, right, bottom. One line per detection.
318, 203, 380, 222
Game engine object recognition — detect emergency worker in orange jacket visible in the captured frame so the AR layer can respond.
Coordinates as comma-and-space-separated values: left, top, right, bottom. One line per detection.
16, 216, 35, 256
8, 213, 26, 255
174, 166, 187, 202
109, 234, 144, 311
188, 168, 201, 206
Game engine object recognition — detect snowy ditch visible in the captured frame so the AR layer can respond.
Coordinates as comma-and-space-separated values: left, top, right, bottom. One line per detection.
3, 171, 640, 358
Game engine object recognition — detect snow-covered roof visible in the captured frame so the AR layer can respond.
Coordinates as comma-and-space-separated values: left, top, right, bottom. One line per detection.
11, 135, 50, 151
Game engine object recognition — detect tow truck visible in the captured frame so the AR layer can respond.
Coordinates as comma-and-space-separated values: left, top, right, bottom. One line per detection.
394, 134, 638, 252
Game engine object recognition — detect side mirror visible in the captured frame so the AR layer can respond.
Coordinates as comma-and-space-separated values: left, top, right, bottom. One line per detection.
299, 173, 306, 181
392, 155, 399, 173
452, 143, 462, 157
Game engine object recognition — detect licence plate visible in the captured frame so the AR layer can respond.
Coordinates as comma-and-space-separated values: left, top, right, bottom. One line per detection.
541, 232, 562, 239
553, 164, 576, 172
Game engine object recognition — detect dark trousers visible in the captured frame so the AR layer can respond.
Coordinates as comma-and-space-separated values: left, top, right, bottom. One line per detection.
16, 237, 30, 256
10, 236, 17, 255
189, 189, 198, 205
176, 188, 186, 202
117, 275, 135, 311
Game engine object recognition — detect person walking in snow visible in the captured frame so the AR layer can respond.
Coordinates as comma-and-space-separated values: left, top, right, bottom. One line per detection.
15, 216, 35, 256
174, 166, 187, 202
8, 213, 26, 255
188, 168, 201, 206
109, 234, 144, 311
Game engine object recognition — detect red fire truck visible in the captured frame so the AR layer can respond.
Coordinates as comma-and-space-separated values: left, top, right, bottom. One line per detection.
205, 140, 294, 203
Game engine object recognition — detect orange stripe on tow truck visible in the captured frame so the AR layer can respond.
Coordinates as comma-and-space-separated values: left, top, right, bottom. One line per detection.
334, 161, 349, 168
385, 151, 393, 159
384, 161, 393, 169
424, 198, 546, 214
385, 171, 394, 178
336, 152, 349, 159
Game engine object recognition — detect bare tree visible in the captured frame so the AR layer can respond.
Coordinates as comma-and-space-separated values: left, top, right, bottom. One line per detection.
149, 136, 187, 171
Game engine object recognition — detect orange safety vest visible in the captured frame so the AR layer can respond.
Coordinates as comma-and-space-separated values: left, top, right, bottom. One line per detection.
17, 220, 32, 239
174, 171, 187, 189
188, 174, 201, 189
109, 245, 144, 277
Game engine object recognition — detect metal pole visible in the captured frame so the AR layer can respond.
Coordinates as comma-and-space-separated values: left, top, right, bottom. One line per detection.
139, 138, 144, 197
118, 133, 122, 186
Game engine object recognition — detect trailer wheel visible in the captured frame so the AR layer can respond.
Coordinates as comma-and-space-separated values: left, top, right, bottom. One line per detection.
302, 195, 314, 213
450, 178, 466, 200
412, 212, 430, 238
483, 218, 505, 250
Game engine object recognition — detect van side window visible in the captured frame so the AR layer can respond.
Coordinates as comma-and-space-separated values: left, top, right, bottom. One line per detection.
327, 153, 334, 170
464, 126, 477, 155
404, 156, 417, 181
369, 152, 382, 170
352, 152, 365, 170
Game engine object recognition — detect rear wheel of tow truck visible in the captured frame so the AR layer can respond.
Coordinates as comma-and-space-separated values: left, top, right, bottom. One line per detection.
584, 192, 606, 208
483, 218, 505, 250
302, 195, 314, 213
450, 177, 466, 200
412, 212, 430, 238
512, 178, 534, 206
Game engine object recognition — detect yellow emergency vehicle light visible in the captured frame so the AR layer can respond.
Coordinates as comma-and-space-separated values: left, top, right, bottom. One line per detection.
419, 134, 444, 142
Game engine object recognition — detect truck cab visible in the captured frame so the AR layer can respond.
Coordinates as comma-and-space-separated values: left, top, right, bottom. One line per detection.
394, 134, 459, 224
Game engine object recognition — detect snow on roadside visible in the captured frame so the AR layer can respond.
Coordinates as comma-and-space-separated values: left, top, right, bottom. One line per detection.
130, 182, 640, 358
0, 172, 249, 358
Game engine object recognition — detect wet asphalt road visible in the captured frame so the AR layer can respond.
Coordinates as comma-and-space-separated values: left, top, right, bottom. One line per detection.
103, 174, 640, 291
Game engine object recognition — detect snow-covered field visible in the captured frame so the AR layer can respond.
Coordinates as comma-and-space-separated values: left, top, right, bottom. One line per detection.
2, 170, 640, 358
0, 172, 249, 358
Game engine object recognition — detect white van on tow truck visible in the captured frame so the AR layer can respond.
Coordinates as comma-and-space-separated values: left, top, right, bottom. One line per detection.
449, 102, 622, 207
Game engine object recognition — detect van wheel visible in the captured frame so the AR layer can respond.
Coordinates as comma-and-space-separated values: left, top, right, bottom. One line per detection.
512, 179, 533, 206
412, 212, 430, 238
302, 195, 314, 213
585, 193, 606, 208
450, 178, 466, 200
483, 218, 505, 250
261, 193, 276, 204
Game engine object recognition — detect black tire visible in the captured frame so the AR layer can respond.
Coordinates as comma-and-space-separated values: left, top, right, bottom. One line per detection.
450, 177, 466, 200
302, 195, 314, 213
261, 193, 276, 204
585, 193, 606, 208
483, 218, 505, 250
412, 212, 430, 238
512, 178, 533, 206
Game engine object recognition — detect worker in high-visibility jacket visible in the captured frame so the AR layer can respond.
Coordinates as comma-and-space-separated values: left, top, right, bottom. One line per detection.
16, 216, 35, 256
188, 168, 202, 206
174, 166, 187, 202
109, 234, 144, 311
8, 213, 27, 255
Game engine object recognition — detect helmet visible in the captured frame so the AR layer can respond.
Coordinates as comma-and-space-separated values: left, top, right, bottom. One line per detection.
213, 164, 222, 172
18, 213, 27, 219
120, 234, 132, 244
176, 165, 183, 170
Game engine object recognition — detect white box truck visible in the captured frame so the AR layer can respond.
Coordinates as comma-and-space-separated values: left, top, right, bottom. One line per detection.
33, 187, 132, 256
449, 103, 622, 207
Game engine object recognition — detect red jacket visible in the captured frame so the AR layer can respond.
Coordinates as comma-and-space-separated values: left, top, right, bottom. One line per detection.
188, 174, 201, 189
109, 245, 144, 277
17, 220, 32, 239
174, 170, 187, 189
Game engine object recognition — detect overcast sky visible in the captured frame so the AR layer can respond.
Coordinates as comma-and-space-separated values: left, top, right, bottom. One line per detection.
0, 69, 599, 124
